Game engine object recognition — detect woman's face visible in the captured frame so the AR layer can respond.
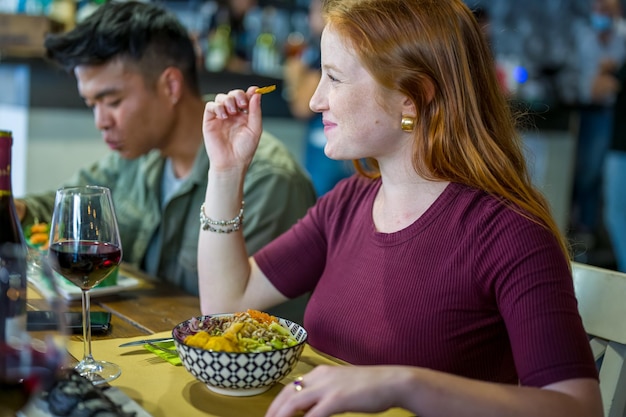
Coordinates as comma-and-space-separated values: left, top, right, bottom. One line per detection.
309, 25, 410, 162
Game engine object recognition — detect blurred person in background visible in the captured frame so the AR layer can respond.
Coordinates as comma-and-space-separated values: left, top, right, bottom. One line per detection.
204, 0, 260, 73
571, 0, 626, 258
283, 0, 353, 196
198, 0, 601, 415
203, 0, 290, 75
604, 59, 626, 272
16, 0, 316, 321
472, 6, 509, 94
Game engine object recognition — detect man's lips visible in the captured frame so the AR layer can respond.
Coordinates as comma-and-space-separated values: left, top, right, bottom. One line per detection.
104, 139, 120, 150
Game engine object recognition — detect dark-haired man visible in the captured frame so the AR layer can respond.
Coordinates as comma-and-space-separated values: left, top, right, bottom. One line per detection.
17, 1, 316, 320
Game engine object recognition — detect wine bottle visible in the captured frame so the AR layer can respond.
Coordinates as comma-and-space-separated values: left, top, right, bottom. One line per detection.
0, 130, 28, 345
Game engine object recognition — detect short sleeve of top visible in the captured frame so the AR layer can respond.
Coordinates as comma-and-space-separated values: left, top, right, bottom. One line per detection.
254, 176, 598, 387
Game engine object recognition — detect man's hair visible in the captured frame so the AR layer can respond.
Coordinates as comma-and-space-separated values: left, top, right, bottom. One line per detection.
44, 0, 200, 95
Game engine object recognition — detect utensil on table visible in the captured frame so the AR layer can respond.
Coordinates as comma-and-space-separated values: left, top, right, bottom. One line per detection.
146, 342, 178, 355
118, 337, 174, 348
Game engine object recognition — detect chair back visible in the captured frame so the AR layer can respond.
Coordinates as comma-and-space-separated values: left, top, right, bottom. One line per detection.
572, 261, 626, 417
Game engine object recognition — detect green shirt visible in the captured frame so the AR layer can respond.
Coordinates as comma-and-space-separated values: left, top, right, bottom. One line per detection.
21, 132, 317, 296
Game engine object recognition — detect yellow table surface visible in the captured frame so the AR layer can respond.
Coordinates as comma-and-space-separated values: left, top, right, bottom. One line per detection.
68, 332, 414, 417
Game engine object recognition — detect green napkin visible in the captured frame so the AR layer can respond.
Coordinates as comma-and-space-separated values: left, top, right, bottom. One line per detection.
143, 341, 182, 366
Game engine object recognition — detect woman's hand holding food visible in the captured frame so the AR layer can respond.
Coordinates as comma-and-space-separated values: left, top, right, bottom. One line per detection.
202, 86, 264, 173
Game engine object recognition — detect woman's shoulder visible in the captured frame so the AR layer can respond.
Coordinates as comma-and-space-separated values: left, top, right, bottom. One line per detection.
308, 174, 379, 222
445, 183, 552, 234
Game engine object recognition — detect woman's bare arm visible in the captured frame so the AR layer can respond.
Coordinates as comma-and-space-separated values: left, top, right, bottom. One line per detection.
198, 87, 290, 314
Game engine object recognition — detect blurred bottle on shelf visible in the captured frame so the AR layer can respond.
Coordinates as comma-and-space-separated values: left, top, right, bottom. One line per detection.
284, 31, 306, 60
252, 32, 279, 76
251, 5, 290, 76
205, 23, 232, 72
75, 0, 106, 25
48, 0, 76, 30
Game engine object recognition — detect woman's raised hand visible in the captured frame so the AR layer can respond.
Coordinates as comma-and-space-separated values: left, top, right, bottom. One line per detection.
202, 86, 264, 173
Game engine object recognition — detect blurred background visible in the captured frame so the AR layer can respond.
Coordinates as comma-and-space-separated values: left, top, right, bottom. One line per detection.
1, 0, 624, 270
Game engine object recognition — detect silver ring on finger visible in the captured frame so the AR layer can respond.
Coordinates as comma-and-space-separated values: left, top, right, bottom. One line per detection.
293, 376, 304, 392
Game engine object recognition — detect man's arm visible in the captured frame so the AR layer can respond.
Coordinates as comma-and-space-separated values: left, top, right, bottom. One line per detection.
17, 192, 57, 227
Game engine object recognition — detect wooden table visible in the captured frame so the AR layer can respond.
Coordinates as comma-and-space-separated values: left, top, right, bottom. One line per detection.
27, 264, 413, 417
26, 263, 202, 340
77, 264, 200, 339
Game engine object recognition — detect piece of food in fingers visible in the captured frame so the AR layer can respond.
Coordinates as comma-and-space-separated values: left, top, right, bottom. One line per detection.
255, 85, 277, 95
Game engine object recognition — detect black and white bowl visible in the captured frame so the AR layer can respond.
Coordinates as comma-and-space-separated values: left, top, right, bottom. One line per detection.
172, 314, 307, 396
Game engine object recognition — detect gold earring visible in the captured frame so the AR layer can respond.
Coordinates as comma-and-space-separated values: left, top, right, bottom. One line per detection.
401, 116, 415, 132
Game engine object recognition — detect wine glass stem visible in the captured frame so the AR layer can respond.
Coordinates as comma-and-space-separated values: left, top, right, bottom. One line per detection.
81, 288, 94, 362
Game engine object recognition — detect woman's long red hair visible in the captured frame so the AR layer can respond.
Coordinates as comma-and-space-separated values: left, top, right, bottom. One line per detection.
323, 0, 570, 260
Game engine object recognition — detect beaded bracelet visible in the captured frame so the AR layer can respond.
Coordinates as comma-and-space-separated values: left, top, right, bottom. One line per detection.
200, 201, 245, 233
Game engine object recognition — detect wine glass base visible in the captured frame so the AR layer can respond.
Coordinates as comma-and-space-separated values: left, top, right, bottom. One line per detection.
75, 359, 121, 386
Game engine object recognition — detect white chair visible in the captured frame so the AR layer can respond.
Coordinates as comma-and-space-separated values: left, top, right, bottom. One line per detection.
572, 261, 626, 417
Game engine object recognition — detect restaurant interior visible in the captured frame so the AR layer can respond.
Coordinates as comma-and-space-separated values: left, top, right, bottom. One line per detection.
2, 0, 626, 414
1, 0, 621, 270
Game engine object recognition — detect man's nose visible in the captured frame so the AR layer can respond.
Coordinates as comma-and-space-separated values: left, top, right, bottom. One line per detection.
94, 106, 112, 130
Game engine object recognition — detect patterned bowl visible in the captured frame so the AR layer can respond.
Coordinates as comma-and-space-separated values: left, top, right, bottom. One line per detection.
172, 314, 308, 396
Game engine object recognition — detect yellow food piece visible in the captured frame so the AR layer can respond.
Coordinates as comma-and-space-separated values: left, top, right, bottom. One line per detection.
224, 321, 244, 335
255, 85, 276, 95
185, 331, 240, 353
185, 330, 211, 347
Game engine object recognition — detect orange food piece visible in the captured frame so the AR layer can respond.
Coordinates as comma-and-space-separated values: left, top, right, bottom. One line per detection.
29, 233, 49, 245
30, 223, 49, 234
245, 309, 276, 324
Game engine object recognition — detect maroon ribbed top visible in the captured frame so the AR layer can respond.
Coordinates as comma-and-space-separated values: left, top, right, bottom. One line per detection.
255, 176, 598, 387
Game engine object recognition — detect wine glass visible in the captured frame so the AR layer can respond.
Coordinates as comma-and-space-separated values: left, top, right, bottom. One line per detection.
48, 185, 122, 385
0, 244, 68, 416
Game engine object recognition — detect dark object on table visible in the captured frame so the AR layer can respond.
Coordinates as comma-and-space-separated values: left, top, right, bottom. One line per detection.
45, 369, 135, 417
27, 311, 112, 334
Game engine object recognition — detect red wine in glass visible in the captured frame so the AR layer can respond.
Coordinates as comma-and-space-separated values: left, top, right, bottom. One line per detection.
48, 241, 122, 290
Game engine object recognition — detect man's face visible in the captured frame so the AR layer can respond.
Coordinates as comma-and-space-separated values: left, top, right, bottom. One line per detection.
75, 59, 175, 159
